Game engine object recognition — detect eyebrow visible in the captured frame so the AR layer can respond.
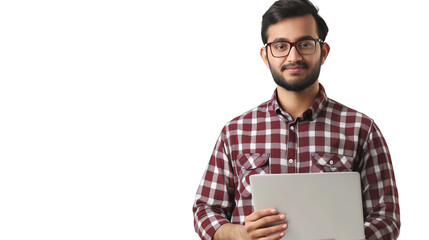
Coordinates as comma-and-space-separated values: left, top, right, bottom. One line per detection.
271, 35, 316, 43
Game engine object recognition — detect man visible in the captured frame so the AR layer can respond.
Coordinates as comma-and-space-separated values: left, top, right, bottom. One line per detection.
193, 0, 400, 239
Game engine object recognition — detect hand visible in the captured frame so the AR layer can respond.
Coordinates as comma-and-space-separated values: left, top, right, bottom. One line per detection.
244, 208, 288, 240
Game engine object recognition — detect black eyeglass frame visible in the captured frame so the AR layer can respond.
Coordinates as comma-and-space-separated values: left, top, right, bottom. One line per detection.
264, 38, 324, 58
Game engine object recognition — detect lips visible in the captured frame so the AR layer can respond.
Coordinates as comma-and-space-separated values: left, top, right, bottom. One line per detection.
281, 63, 308, 71
281, 62, 308, 73
287, 67, 304, 74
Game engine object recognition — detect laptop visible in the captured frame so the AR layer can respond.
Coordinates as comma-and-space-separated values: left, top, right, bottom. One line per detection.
250, 172, 365, 240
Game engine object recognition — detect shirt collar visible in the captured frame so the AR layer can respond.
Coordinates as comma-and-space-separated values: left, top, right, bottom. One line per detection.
269, 83, 328, 122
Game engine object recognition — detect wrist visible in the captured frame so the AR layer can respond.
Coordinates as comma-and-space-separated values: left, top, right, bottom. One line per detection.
214, 223, 247, 240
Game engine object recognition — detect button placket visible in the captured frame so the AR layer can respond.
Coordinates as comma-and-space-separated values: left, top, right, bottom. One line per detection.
286, 122, 298, 173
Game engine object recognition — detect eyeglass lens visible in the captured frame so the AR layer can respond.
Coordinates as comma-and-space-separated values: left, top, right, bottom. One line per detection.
270, 40, 316, 57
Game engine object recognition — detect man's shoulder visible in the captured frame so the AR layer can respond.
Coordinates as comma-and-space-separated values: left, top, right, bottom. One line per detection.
224, 99, 273, 129
325, 97, 374, 126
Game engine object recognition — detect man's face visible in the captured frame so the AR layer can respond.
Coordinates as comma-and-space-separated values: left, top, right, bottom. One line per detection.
261, 14, 330, 92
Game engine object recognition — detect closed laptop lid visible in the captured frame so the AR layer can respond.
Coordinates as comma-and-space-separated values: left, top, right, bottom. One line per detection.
250, 172, 365, 240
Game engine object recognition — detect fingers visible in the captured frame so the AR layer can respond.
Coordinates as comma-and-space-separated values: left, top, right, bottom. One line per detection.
245, 208, 288, 240
246, 208, 278, 222
245, 209, 286, 230
252, 223, 288, 240
254, 214, 286, 229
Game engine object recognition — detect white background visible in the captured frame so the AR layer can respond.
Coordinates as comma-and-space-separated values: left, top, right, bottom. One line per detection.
0, 0, 427, 239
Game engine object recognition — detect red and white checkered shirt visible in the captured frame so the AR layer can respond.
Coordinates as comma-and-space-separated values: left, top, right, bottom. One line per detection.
193, 84, 400, 240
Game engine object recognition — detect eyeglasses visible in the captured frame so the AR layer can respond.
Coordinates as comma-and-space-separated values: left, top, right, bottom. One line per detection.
265, 38, 324, 58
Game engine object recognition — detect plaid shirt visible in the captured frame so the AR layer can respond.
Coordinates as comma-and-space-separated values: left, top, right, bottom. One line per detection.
193, 84, 400, 240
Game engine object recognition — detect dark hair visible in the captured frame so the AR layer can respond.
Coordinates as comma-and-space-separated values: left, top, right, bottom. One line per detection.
261, 0, 329, 44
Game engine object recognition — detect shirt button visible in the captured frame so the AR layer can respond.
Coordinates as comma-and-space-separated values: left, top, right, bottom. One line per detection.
288, 159, 294, 164
329, 160, 334, 165
290, 126, 295, 131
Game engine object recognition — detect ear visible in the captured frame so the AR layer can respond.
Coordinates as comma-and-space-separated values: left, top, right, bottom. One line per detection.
260, 46, 270, 68
321, 42, 330, 65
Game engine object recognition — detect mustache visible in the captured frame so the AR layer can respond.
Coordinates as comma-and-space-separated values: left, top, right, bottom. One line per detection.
281, 61, 309, 72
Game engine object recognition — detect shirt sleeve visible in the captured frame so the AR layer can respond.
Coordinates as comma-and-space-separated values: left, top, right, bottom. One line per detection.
193, 130, 235, 240
359, 121, 400, 239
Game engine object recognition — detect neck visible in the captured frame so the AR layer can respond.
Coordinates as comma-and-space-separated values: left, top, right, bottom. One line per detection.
276, 81, 320, 120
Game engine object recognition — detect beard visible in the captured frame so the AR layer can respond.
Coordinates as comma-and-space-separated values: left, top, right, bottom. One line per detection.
269, 58, 322, 92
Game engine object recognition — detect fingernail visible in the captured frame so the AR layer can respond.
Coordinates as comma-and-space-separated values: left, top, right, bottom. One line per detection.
283, 224, 288, 229
279, 214, 285, 220
271, 209, 277, 214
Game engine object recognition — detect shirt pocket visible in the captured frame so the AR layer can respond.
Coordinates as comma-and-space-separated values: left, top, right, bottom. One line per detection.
236, 153, 270, 198
311, 153, 353, 173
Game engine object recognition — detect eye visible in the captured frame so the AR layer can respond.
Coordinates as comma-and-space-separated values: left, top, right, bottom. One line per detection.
298, 41, 314, 49
272, 42, 290, 51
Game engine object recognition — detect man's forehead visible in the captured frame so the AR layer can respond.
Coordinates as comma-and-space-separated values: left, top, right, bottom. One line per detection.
266, 15, 318, 42
271, 35, 316, 43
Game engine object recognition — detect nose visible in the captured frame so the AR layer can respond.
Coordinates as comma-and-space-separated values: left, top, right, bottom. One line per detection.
287, 46, 303, 62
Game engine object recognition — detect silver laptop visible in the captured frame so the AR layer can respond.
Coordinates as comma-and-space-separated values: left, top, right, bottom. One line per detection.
250, 172, 365, 240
